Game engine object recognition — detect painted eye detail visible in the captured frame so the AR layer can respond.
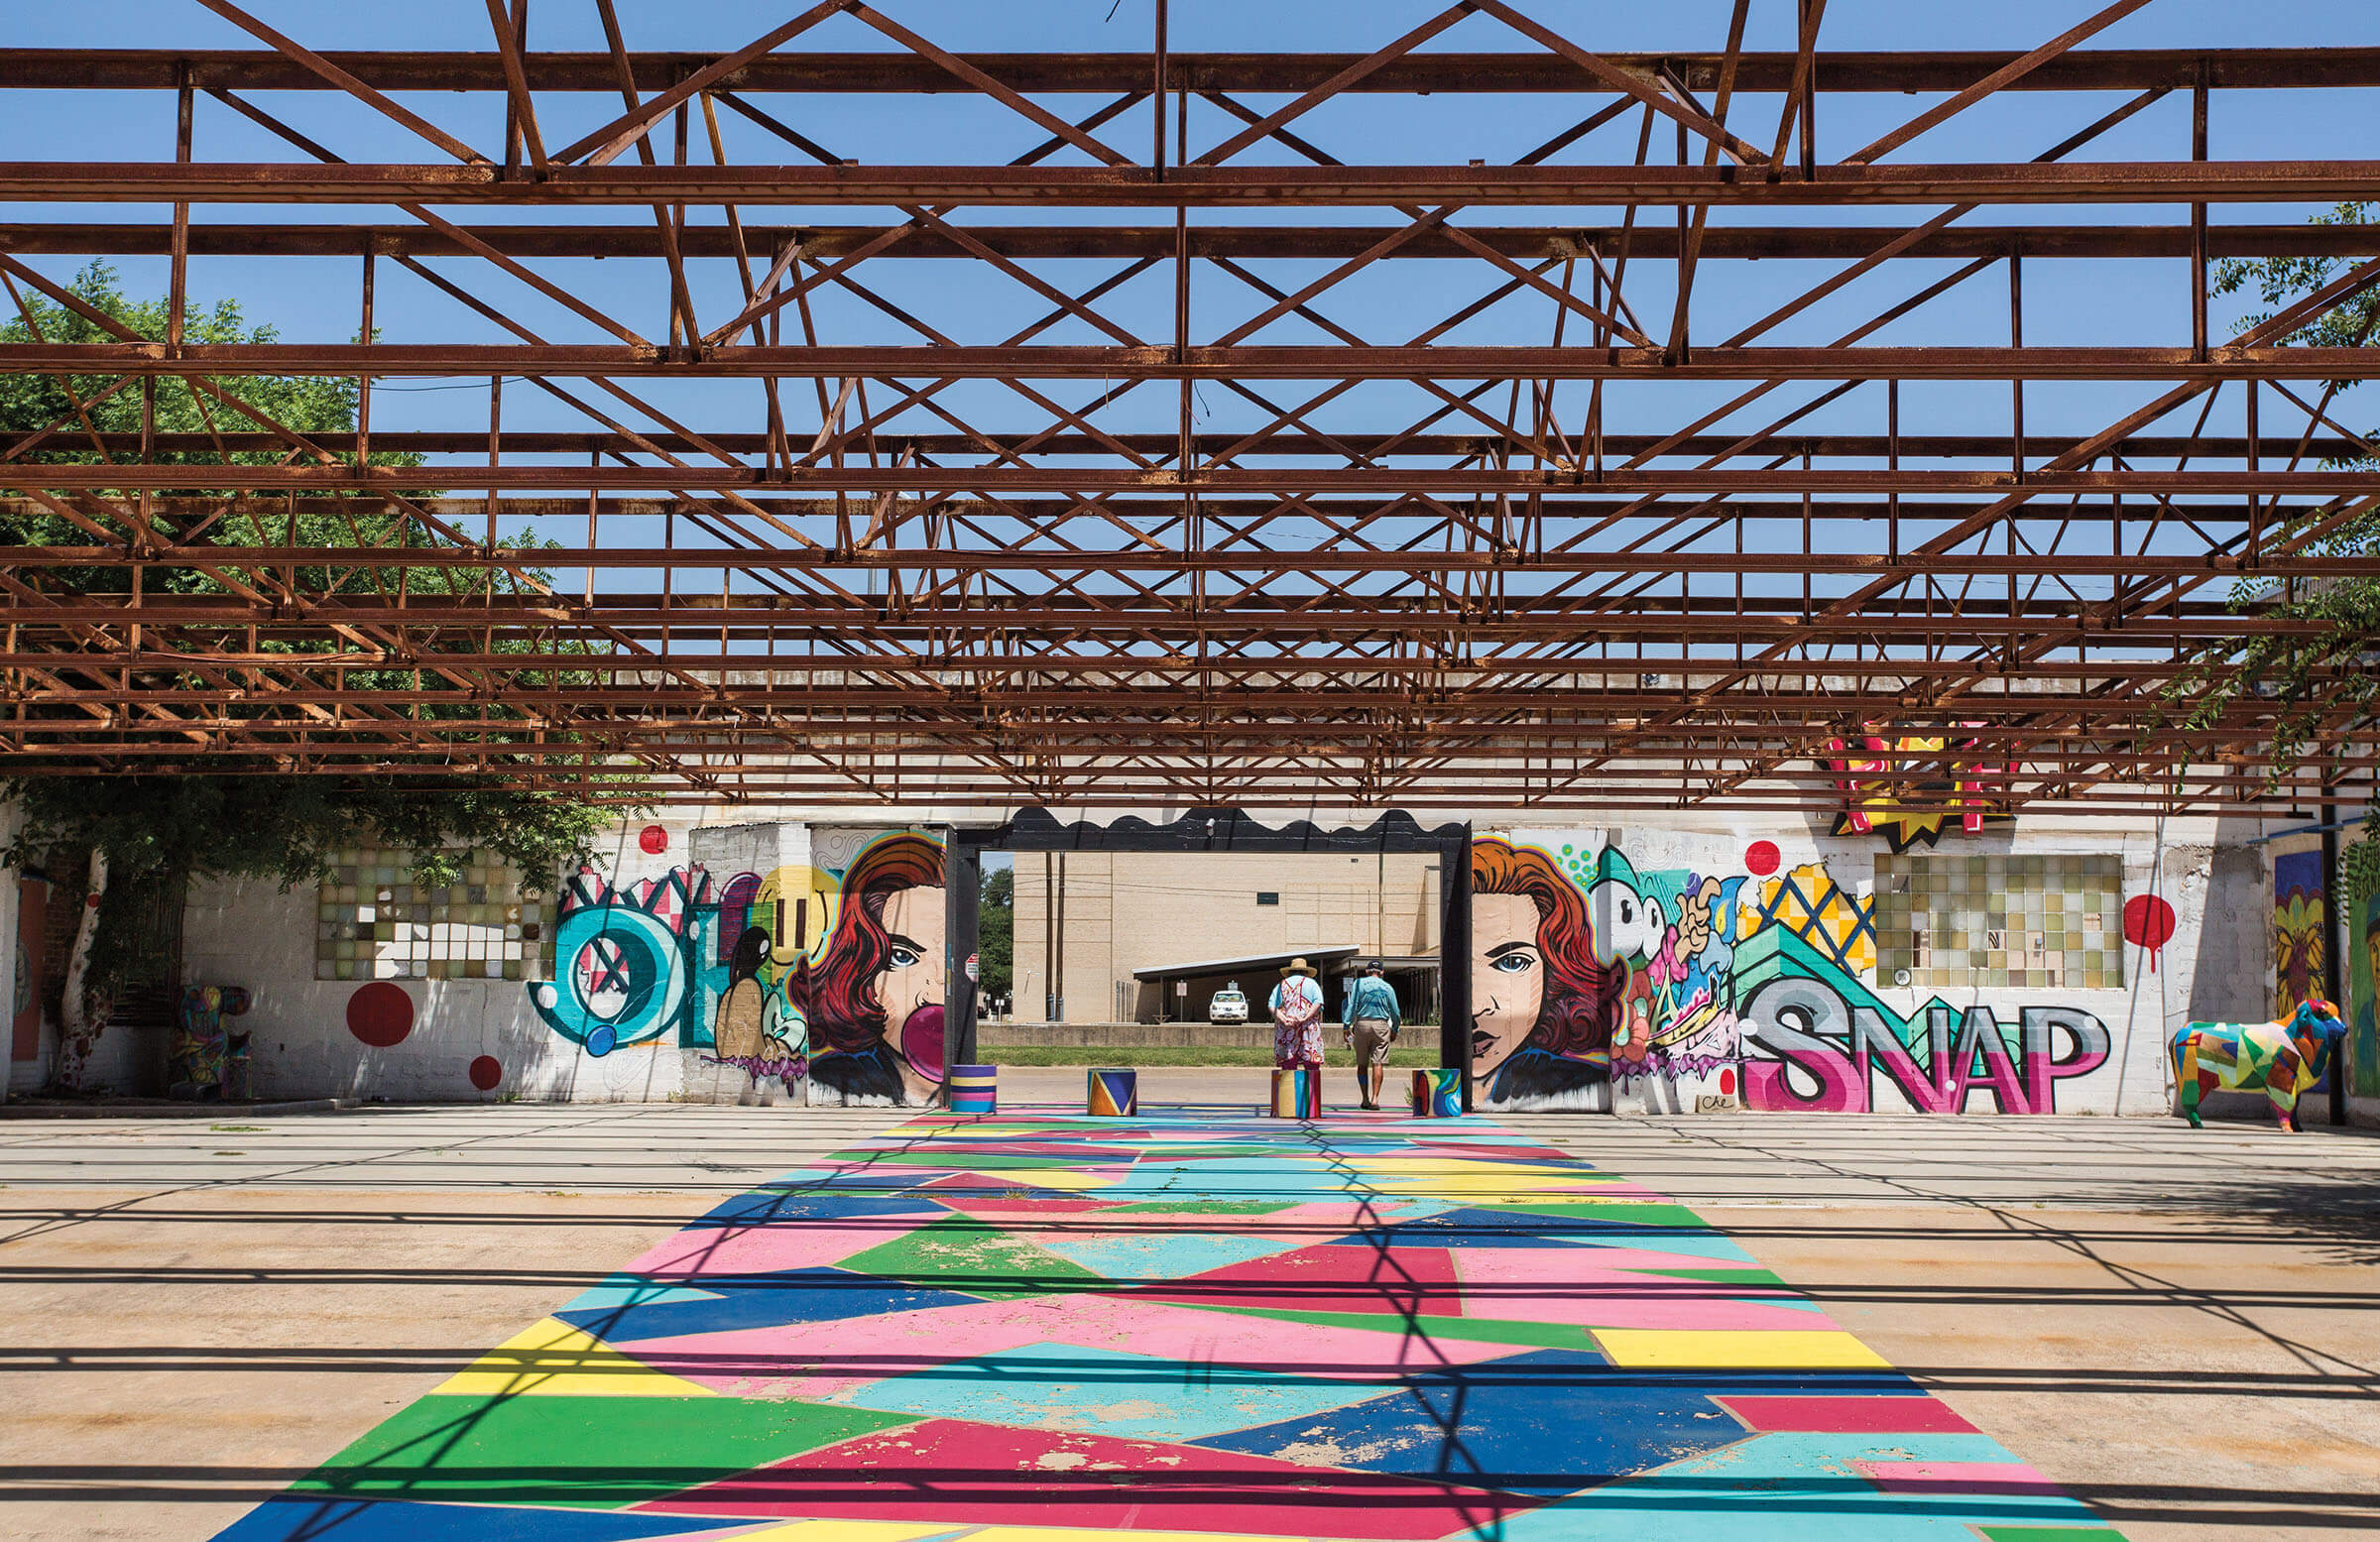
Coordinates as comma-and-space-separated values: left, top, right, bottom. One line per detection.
887, 944, 922, 969
1490, 951, 1537, 974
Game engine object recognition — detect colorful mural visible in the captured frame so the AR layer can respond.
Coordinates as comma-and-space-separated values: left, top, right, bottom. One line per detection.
2355, 886, 2380, 1102
2272, 849, 2327, 1017
1474, 833, 2120, 1115
528, 826, 946, 1106
207, 1109, 2133, 1541
1827, 727, 2010, 852
1469, 838, 1624, 1111
1737, 930, 2111, 1115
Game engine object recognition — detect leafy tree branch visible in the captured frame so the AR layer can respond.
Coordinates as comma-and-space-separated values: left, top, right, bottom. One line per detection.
2, 265, 640, 1085
2176, 204, 2380, 902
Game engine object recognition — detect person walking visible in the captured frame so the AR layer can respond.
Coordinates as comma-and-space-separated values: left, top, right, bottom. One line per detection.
1270, 957, 1327, 1097
1342, 963, 1401, 1110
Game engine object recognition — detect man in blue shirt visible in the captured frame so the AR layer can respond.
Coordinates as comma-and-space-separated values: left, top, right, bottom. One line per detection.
1341, 964, 1401, 1110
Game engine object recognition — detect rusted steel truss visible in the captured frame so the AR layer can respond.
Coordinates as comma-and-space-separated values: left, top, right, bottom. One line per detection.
2, 7, 2377, 813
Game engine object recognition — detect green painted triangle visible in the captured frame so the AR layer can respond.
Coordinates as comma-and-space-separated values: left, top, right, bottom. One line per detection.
292, 1393, 911, 1509
838, 1214, 1104, 1300
1179, 1302, 1602, 1354
1488, 1199, 1710, 1229
1642, 1266, 1788, 1287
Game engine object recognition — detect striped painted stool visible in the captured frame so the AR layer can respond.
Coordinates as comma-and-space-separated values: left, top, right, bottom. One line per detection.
1270, 1066, 1323, 1119
948, 1064, 997, 1115
1086, 1067, 1137, 1117
1411, 1067, 1463, 1118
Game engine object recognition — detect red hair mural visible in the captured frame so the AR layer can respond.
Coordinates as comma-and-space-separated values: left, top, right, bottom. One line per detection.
1470, 838, 1624, 1106
802, 832, 947, 1103
531, 827, 947, 1107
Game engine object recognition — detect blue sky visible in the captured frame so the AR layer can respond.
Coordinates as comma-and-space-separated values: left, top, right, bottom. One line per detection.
4, 2, 2377, 605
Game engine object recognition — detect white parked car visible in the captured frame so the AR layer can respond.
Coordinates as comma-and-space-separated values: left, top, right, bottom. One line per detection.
1208, 983, 1249, 1023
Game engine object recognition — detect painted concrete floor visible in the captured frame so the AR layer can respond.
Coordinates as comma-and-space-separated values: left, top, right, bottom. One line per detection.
210, 1107, 2135, 1541
1, 1099, 2373, 1540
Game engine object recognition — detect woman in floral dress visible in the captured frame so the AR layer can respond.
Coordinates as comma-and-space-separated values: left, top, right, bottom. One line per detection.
1270, 957, 1327, 1083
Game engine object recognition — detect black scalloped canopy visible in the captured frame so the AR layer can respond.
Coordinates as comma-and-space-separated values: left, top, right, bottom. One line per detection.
992, 805, 1470, 853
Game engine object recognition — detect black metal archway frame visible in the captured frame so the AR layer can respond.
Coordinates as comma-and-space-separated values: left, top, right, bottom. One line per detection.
945, 807, 1474, 1108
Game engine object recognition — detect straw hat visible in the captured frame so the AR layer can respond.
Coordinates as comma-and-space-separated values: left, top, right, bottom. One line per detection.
1280, 957, 1317, 978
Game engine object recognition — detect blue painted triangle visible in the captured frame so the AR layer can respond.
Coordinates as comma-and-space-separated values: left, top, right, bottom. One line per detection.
208, 1494, 749, 1541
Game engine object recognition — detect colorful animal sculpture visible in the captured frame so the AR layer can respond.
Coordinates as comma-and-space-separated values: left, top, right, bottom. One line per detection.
2169, 998, 2345, 1131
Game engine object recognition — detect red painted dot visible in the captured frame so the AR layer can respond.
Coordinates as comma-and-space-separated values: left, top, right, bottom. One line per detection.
468, 1055, 503, 1091
1718, 1066, 1737, 1097
1744, 840, 1781, 878
346, 982, 415, 1048
2122, 893, 2176, 950
639, 824, 669, 855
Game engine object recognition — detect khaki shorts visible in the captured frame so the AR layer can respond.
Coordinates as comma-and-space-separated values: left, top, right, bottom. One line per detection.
1350, 1017, 1396, 1067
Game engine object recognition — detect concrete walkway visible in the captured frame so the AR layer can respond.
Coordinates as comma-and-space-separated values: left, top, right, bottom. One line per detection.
0, 1103, 2372, 1540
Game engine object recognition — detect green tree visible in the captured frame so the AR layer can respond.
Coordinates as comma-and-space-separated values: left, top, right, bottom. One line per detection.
978, 865, 1014, 1001
1, 265, 631, 1086
2187, 204, 2380, 904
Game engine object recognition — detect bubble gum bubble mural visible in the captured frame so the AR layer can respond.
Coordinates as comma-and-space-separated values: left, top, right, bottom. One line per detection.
528, 828, 946, 1106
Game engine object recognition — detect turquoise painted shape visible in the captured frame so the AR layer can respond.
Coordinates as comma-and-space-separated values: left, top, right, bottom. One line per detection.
1029, 1226, 1315, 1281
1482, 1432, 2108, 1541
1564, 1231, 1762, 1263
552, 1274, 726, 1313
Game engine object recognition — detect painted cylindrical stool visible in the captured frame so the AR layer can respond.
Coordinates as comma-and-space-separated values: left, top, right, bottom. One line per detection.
1270, 1066, 1322, 1119
1087, 1067, 1137, 1117
1410, 1067, 1463, 1118
949, 1064, 998, 1115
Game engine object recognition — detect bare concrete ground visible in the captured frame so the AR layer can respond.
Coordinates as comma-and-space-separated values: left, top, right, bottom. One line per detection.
0, 1094, 2373, 1541
1507, 1114, 2380, 1542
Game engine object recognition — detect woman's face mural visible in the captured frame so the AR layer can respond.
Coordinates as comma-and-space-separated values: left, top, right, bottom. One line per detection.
1471, 890, 1547, 1079
804, 831, 947, 1106
1468, 837, 1624, 1108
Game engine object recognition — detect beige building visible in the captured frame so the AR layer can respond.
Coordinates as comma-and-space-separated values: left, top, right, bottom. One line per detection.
1010, 850, 1441, 1024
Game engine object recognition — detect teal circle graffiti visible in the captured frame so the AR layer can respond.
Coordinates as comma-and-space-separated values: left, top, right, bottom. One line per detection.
532, 904, 685, 1057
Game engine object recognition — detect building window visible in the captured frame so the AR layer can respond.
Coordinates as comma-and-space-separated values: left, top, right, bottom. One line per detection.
1255, 891, 1280, 906
1873, 853, 2122, 992
315, 847, 556, 983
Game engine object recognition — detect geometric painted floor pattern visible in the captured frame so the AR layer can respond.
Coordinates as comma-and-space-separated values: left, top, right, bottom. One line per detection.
213, 1107, 2127, 1542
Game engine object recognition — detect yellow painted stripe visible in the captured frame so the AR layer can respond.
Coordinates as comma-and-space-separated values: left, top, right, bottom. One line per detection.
1591, 1328, 1892, 1369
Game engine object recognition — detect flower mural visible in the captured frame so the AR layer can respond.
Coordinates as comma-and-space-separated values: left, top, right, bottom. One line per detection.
2271, 850, 2327, 1018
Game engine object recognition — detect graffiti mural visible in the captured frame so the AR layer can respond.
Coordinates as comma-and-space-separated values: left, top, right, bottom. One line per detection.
2272, 849, 2326, 1018
1469, 838, 1621, 1111
527, 825, 946, 1106
2353, 887, 2380, 1102
803, 831, 947, 1105
1736, 929, 2110, 1114
1827, 727, 2010, 852
1475, 833, 2120, 1115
